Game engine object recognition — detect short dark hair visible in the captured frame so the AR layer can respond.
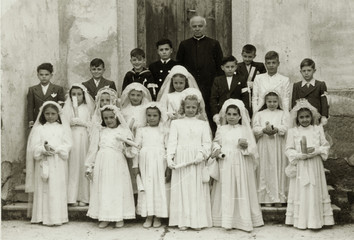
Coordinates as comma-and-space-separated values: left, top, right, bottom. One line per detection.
101, 109, 120, 127
225, 104, 242, 124
296, 108, 314, 126
39, 103, 62, 125
265, 51, 279, 61
69, 86, 86, 104
90, 58, 105, 68
37, 63, 53, 73
242, 44, 257, 54
221, 55, 237, 66
156, 39, 173, 49
300, 58, 316, 69
130, 48, 145, 59
169, 74, 189, 93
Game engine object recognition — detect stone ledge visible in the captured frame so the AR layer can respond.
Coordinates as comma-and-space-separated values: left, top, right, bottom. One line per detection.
2, 203, 341, 223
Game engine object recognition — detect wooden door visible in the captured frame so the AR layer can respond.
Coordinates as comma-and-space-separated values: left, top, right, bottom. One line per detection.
137, 0, 231, 66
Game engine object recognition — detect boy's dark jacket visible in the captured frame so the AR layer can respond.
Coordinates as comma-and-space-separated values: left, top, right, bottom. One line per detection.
149, 59, 177, 95
292, 80, 329, 118
82, 77, 117, 99
236, 61, 266, 82
122, 68, 156, 100
27, 83, 65, 122
210, 73, 250, 116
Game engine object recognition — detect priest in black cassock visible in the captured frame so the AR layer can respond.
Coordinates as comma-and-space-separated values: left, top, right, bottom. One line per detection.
176, 16, 223, 127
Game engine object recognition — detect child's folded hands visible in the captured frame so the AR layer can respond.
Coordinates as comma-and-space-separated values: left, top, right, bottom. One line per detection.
85, 167, 93, 181
194, 152, 204, 164
167, 156, 176, 169
238, 138, 248, 149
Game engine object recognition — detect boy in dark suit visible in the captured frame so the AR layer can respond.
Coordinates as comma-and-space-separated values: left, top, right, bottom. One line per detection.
27, 63, 65, 128
122, 48, 156, 100
237, 44, 266, 114
82, 58, 117, 99
210, 56, 249, 125
149, 39, 177, 96
292, 58, 329, 125
237, 44, 267, 81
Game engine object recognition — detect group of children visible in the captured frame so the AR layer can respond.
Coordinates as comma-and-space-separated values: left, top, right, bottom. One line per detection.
25, 41, 333, 232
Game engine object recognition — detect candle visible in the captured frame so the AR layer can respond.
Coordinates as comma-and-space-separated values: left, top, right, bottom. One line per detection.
300, 136, 307, 154
72, 96, 79, 117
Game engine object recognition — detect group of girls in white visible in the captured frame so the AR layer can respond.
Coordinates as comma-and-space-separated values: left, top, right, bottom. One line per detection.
25, 65, 334, 231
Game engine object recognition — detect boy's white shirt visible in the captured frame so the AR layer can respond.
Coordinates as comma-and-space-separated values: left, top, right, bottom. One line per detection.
301, 78, 315, 87
252, 72, 290, 113
226, 76, 233, 89
160, 58, 171, 64
41, 84, 49, 95
94, 79, 100, 87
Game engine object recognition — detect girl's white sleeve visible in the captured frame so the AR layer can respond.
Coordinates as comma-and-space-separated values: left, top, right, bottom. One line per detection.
212, 127, 222, 152
317, 125, 330, 161
278, 111, 289, 136
56, 126, 73, 160
252, 112, 263, 137
252, 77, 259, 114
282, 78, 291, 112
32, 128, 45, 161
133, 128, 143, 168
166, 121, 178, 162
122, 129, 138, 158
285, 128, 301, 163
199, 122, 212, 159
85, 128, 100, 169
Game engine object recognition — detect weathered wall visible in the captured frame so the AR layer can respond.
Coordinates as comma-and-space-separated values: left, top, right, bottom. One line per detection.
1, 0, 136, 200
232, 0, 354, 89
232, 0, 354, 160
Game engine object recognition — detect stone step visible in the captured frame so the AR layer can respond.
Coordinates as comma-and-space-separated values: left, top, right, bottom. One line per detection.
12, 184, 28, 203
11, 184, 338, 204
2, 202, 341, 223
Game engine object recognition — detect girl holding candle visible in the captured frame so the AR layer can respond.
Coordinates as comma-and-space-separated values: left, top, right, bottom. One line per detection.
63, 83, 95, 206
285, 99, 334, 229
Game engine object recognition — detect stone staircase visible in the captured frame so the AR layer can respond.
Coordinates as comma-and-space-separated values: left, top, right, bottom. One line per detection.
2, 169, 342, 223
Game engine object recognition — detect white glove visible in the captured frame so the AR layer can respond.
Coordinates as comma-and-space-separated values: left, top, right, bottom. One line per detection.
321, 116, 328, 126
213, 114, 220, 125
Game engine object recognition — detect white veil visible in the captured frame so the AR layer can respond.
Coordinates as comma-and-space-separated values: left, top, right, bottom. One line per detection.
120, 83, 152, 109
92, 86, 118, 125
25, 101, 71, 193
62, 83, 95, 122
218, 99, 259, 162
85, 104, 132, 169
289, 98, 321, 128
156, 65, 200, 106
178, 87, 208, 121
255, 89, 284, 113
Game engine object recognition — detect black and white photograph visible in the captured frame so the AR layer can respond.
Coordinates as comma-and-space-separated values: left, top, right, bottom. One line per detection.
1, 0, 354, 239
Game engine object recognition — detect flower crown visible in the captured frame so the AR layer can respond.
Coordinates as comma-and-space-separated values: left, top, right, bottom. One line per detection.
96, 86, 117, 100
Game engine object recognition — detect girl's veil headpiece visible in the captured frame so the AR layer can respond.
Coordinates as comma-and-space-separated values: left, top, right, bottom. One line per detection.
91, 86, 118, 125
100, 104, 129, 129
120, 83, 152, 108
25, 101, 69, 193
290, 98, 321, 127
178, 87, 207, 121
156, 65, 200, 102
218, 99, 258, 161
62, 83, 95, 122
256, 90, 284, 113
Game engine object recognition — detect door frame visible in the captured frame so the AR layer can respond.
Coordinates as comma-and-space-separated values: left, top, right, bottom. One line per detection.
137, 0, 232, 65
